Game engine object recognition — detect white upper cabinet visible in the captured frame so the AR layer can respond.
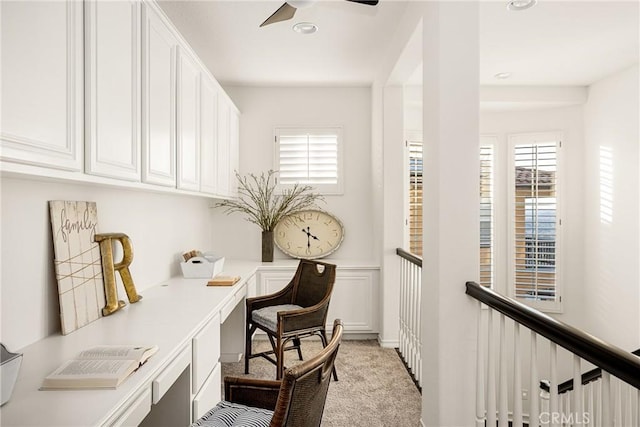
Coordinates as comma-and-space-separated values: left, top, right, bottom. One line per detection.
228, 109, 240, 197
215, 97, 239, 198
216, 98, 231, 197
141, 3, 177, 187
0, 0, 83, 170
1, 0, 239, 198
200, 76, 219, 195
176, 48, 201, 191
85, 0, 141, 181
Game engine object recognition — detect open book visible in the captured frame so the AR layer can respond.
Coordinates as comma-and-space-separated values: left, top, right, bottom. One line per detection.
41, 345, 158, 390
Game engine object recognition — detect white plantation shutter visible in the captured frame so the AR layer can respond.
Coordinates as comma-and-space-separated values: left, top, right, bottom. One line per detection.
408, 139, 423, 256
509, 132, 562, 311
275, 128, 343, 194
479, 141, 495, 288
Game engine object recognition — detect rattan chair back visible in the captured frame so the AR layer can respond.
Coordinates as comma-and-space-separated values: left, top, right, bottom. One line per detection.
270, 319, 343, 427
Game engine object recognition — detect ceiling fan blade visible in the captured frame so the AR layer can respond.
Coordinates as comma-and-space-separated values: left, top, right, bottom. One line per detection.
345, 0, 379, 5
260, 3, 297, 27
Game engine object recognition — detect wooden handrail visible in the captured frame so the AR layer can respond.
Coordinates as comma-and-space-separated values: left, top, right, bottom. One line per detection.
465, 281, 640, 390
539, 348, 640, 394
396, 248, 422, 268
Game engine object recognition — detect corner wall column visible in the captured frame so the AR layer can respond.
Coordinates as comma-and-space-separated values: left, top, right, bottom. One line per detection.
421, 1, 479, 425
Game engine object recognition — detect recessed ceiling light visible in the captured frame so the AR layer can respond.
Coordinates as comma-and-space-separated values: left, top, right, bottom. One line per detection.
507, 0, 537, 11
292, 22, 318, 34
494, 72, 512, 80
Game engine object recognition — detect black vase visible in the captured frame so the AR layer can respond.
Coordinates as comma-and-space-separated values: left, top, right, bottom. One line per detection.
262, 230, 274, 262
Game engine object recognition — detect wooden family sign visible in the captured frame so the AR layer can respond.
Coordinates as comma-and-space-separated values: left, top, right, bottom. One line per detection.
49, 201, 142, 335
49, 200, 105, 335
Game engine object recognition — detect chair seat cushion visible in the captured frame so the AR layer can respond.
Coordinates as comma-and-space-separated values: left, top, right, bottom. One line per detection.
252, 304, 303, 332
191, 401, 273, 427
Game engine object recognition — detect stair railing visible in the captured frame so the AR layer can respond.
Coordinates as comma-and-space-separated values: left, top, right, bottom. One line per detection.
466, 280, 640, 427
396, 248, 422, 388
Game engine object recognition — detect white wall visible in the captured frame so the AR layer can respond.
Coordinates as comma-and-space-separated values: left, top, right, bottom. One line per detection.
209, 86, 374, 263
0, 177, 211, 350
583, 64, 640, 351
480, 104, 586, 327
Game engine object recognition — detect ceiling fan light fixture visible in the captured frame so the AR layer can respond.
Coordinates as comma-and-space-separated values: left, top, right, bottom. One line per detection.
507, 0, 537, 11
292, 22, 318, 34
494, 72, 512, 80
288, 0, 316, 9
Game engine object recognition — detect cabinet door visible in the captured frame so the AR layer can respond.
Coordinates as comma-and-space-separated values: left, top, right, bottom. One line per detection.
176, 48, 201, 191
216, 99, 231, 196
0, 0, 83, 170
199, 76, 218, 194
142, 4, 177, 187
228, 109, 240, 197
85, 0, 141, 180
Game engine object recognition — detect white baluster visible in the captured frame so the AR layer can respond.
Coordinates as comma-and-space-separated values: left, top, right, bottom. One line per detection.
513, 324, 522, 426
623, 383, 632, 427
487, 309, 497, 427
476, 302, 485, 427
408, 262, 415, 373
498, 314, 508, 426
399, 259, 406, 360
550, 343, 559, 427
594, 379, 601, 427
565, 393, 572, 426
585, 382, 594, 427
414, 263, 420, 375
573, 355, 582, 427
530, 332, 539, 427
602, 372, 611, 426
633, 389, 640, 426
415, 263, 422, 386
614, 379, 622, 427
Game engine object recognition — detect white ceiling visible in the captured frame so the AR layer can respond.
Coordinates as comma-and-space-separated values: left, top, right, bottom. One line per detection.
158, 0, 639, 87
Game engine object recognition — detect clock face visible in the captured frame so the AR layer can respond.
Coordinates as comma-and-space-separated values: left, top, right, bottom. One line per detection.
274, 210, 344, 259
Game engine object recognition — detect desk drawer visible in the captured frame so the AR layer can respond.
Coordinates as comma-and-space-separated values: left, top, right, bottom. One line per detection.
152, 346, 191, 404
192, 313, 220, 393
192, 363, 222, 421
109, 387, 152, 427
220, 283, 246, 322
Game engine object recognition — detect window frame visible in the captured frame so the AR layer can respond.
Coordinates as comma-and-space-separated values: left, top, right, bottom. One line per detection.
273, 126, 344, 195
507, 131, 563, 313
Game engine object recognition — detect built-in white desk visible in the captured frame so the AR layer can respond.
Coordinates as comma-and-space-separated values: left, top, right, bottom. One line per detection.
1, 259, 379, 426
0, 260, 259, 427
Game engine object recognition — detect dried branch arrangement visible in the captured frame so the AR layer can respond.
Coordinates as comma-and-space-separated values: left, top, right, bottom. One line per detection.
214, 170, 324, 231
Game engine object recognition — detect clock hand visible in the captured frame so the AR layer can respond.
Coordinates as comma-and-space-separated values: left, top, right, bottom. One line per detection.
301, 226, 320, 248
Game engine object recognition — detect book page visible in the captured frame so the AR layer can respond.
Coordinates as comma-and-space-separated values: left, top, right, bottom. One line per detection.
77, 345, 157, 361
53, 359, 133, 377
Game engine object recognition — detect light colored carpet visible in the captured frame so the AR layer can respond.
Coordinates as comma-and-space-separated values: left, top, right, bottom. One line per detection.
222, 337, 422, 426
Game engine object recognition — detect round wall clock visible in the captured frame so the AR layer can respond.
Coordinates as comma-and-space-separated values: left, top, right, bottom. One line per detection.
273, 209, 345, 259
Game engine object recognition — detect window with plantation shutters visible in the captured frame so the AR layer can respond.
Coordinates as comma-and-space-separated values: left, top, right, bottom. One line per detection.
508, 132, 562, 311
479, 140, 495, 288
275, 127, 343, 194
408, 139, 423, 256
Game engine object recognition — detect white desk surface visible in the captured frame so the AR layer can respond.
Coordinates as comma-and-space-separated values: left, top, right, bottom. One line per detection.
0, 260, 259, 427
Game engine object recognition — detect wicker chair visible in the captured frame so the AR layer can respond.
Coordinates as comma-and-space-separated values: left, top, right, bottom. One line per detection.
245, 259, 337, 380
192, 319, 344, 427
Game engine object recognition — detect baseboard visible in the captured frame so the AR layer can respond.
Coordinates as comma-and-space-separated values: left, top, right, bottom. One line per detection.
220, 352, 242, 363
377, 337, 400, 348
